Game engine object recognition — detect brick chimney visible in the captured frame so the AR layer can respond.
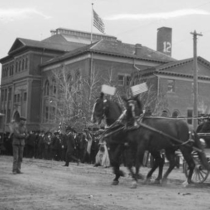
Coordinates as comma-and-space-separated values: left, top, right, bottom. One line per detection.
157, 27, 172, 56
135, 44, 142, 56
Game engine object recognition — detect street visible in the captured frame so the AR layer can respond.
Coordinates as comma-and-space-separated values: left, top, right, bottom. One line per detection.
0, 155, 210, 210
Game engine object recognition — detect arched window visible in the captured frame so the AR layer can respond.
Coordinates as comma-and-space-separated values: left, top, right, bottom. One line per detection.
52, 78, 56, 95
13, 110, 20, 122
44, 80, 50, 96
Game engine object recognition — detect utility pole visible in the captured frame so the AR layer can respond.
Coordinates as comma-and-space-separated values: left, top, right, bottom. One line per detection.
190, 30, 202, 130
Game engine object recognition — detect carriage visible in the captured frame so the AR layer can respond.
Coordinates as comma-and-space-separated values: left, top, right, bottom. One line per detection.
183, 132, 210, 183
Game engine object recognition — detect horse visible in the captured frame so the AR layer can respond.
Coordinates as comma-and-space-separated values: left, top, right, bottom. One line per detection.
92, 93, 128, 184
91, 93, 161, 187
124, 97, 210, 185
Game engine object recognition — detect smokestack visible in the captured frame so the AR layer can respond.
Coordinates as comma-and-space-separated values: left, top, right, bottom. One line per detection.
157, 27, 172, 56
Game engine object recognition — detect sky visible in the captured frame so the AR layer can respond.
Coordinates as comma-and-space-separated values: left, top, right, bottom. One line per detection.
0, 0, 210, 74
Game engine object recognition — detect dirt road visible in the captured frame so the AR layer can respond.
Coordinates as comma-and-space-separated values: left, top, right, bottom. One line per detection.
0, 155, 210, 210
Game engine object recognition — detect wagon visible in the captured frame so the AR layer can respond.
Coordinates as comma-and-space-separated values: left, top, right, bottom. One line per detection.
183, 132, 210, 183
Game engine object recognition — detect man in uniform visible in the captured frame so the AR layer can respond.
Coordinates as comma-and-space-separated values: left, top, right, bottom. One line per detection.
12, 117, 27, 174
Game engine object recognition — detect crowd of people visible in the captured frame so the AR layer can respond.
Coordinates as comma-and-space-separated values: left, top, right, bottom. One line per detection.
0, 123, 110, 174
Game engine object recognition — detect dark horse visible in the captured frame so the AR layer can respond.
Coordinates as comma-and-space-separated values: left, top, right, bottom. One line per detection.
125, 97, 210, 185
91, 93, 163, 187
92, 93, 128, 185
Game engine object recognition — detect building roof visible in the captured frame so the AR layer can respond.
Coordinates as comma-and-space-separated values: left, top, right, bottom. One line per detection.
8, 35, 86, 55
41, 39, 176, 67
156, 56, 210, 71
132, 56, 210, 80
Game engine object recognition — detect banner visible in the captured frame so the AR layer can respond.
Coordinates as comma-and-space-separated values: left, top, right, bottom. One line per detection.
101, 84, 116, 95
131, 82, 148, 96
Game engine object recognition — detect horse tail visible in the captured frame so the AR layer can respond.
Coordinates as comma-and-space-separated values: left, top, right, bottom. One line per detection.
192, 131, 210, 170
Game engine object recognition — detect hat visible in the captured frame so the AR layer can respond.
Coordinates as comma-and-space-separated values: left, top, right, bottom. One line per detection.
66, 126, 73, 132
19, 117, 26, 121
54, 131, 59, 135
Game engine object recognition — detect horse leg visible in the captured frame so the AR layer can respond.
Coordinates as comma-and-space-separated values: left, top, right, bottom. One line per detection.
180, 147, 195, 186
127, 144, 146, 188
162, 150, 176, 184
110, 144, 124, 185
125, 147, 138, 188
146, 151, 164, 184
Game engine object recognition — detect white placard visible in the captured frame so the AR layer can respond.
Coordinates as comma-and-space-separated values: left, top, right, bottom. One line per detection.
101, 85, 116, 96
131, 82, 148, 96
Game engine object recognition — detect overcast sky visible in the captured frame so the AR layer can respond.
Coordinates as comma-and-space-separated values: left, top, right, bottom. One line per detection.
0, 0, 210, 67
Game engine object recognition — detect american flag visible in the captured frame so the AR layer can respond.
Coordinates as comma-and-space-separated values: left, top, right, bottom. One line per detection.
131, 82, 148, 96
93, 9, 105, 34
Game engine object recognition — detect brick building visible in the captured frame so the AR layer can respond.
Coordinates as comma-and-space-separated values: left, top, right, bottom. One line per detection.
2, 27, 206, 132
132, 56, 210, 128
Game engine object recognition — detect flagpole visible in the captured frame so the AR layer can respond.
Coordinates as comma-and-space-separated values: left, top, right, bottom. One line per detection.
91, 3, 94, 44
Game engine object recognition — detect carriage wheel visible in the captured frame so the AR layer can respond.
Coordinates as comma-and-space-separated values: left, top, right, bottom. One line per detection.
183, 157, 209, 184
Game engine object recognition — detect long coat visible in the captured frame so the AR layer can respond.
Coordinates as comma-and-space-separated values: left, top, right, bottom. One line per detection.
12, 123, 27, 146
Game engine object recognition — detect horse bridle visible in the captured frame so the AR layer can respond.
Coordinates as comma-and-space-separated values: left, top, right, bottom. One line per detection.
128, 100, 138, 119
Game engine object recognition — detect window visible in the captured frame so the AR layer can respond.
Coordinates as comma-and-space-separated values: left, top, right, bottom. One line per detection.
8, 88, 12, 101
187, 109, 193, 125
14, 94, 17, 103
19, 61, 21, 72
15, 62, 18, 73
11, 65, 14, 75
52, 79, 56, 95
45, 106, 49, 121
22, 59, 25, 70
17, 94, 20, 102
167, 79, 175, 93
118, 75, 124, 86
4, 89, 7, 101
25, 57, 28, 69
1, 90, 4, 102
126, 75, 131, 86
51, 107, 56, 120
118, 74, 131, 86
7, 109, 10, 123
24, 92, 27, 101
44, 80, 50, 96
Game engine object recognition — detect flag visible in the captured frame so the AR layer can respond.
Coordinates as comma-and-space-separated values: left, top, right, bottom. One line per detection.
131, 82, 148, 96
101, 84, 116, 95
93, 9, 105, 34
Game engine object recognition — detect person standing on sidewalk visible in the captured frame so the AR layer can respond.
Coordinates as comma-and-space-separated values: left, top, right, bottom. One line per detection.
12, 117, 27, 174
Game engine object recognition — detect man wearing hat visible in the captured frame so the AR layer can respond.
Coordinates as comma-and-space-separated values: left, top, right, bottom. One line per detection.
63, 127, 80, 166
12, 117, 27, 174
